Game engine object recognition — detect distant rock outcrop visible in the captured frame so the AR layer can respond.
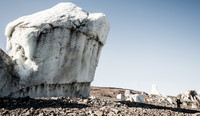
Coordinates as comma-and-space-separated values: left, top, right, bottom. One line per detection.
0, 3, 109, 98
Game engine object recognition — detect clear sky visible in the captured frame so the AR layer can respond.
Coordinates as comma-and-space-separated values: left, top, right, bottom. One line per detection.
0, 0, 199, 96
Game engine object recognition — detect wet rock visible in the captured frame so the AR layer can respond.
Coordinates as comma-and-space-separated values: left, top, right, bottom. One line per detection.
131, 94, 145, 103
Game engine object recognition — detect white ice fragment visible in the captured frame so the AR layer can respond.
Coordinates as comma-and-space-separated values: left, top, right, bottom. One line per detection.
166, 97, 174, 104
196, 95, 200, 102
116, 94, 125, 100
132, 94, 145, 103
151, 84, 161, 96
192, 104, 198, 109
125, 90, 131, 97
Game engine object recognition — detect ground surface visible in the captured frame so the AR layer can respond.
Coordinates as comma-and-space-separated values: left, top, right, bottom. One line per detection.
0, 86, 200, 116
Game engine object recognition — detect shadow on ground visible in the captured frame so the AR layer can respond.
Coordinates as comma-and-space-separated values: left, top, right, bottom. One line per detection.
0, 97, 89, 110
119, 101, 200, 114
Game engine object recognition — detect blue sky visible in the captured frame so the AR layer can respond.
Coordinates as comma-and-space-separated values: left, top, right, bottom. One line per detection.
0, 0, 199, 95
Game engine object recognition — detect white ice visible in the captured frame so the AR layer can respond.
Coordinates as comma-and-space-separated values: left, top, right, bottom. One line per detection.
151, 84, 162, 96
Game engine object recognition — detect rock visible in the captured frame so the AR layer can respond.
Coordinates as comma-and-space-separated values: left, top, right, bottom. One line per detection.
102, 101, 106, 106
124, 89, 145, 103
108, 112, 115, 116
186, 90, 198, 101
67, 112, 77, 116
24, 110, 32, 116
94, 110, 103, 116
0, 48, 20, 97
89, 110, 94, 115
196, 95, 200, 102
2, 110, 8, 115
0, 87, 200, 116
182, 102, 187, 107
90, 96, 96, 99
38, 112, 44, 116
166, 97, 174, 104
116, 94, 125, 100
83, 99, 89, 104
1, 2, 109, 98
192, 104, 198, 109
192, 113, 200, 116
151, 84, 161, 96
50, 97, 59, 100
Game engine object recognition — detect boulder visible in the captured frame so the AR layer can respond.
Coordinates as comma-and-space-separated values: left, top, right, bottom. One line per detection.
126, 94, 145, 103
1, 2, 109, 98
166, 97, 174, 104
178, 90, 200, 108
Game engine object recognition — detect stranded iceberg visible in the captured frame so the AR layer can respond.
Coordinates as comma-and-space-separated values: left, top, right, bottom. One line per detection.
0, 3, 109, 98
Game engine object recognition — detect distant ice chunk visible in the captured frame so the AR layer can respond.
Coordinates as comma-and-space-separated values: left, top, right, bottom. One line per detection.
116, 94, 125, 100
132, 94, 145, 103
125, 90, 131, 97
124, 89, 145, 103
151, 84, 162, 96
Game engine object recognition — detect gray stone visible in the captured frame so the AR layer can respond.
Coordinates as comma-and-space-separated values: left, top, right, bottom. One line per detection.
0, 48, 19, 97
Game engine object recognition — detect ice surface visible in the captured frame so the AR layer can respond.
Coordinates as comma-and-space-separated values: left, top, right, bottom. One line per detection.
124, 89, 144, 103
151, 84, 161, 96
116, 94, 125, 100
125, 90, 131, 97
1, 2, 109, 98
